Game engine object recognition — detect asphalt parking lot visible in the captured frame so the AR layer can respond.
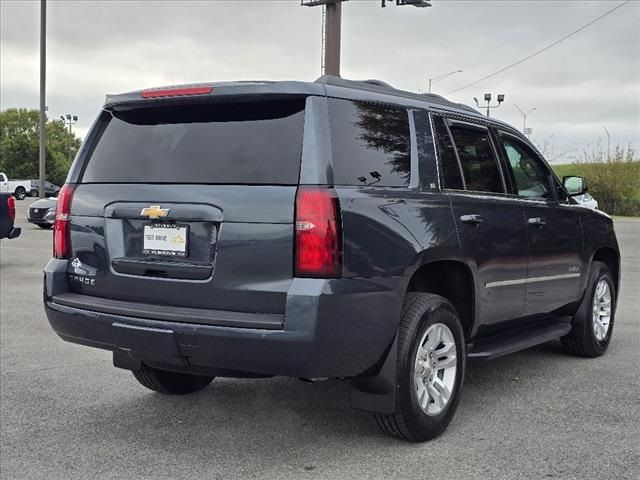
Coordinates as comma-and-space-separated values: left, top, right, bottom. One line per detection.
1, 198, 638, 480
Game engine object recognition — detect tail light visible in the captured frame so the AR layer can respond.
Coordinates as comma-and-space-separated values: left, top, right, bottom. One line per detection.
7, 195, 16, 220
295, 187, 342, 277
53, 184, 75, 258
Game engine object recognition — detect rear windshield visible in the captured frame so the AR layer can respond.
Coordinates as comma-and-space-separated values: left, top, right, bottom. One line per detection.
81, 99, 306, 184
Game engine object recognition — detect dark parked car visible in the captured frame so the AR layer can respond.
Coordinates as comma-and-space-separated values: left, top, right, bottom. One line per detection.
27, 197, 57, 229
43, 77, 620, 441
0, 193, 21, 240
29, 180, 61, 198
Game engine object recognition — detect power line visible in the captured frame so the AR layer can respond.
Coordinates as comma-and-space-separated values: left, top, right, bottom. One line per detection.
446, 0, 633, 95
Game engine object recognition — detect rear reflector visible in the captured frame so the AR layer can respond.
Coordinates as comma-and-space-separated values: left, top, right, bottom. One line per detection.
7, 195, 16, 220
53, 184, 75, 259
295, 187, 342, 278
141, 86, 213, 99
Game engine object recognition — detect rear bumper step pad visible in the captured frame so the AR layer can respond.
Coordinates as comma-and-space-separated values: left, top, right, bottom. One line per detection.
52, 292, 284, 330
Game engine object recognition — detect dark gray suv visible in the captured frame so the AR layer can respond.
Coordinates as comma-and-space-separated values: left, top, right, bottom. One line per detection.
44, 77, 620, 441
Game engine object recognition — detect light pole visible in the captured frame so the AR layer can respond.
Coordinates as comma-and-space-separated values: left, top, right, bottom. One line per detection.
428, 70, 462, 93
60, 114, 78, 164
514, 105, 536, 137
603, 126, 611, 160
473, 93, 505, 117
39, 0, 46, 199
302, 0, 431, 76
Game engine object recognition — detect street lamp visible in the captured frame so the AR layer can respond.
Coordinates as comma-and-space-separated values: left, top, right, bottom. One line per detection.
60, 114, 78, 164
474, 93, 505, 117
428, 69, 463, 93
514, 105, 536, 137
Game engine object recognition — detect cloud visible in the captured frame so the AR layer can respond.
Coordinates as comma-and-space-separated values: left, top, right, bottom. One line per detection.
1, 0, 638, 159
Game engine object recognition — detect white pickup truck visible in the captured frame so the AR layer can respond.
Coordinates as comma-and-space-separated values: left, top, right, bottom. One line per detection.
0, 173, 32, 200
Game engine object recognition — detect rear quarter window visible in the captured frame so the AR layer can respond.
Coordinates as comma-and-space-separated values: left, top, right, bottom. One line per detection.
81, 99, 306, 184
328, 98, 411, 187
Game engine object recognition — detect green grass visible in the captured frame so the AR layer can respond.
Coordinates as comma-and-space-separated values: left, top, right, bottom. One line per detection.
612, 215, 640, 221
552, 163, 640, 201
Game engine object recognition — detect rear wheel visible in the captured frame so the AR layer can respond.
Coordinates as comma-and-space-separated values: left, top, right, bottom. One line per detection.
14, 187, 26, 200
375, 293, 465, 442
132, 364, 214, 395
561, 261, 616, 357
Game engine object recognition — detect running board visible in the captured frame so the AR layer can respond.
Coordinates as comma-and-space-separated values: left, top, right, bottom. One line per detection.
467, 318, 572, 361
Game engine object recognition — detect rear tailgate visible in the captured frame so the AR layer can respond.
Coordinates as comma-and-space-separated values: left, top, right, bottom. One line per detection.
66, 98, 306, 316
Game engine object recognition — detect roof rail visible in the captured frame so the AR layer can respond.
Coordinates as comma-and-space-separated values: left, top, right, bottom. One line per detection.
315, 75, 479, 114
360, 79, 394, 88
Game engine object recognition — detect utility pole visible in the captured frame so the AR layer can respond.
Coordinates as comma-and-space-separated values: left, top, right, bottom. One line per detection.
428, 70, 462, 93
514, 104, 536, 137
603, 126, 611, 160
474, 93, 505, 118
60, 114, 78, 164
324, 1, 342, 76
39, 0, 46, 199
302, 0, 431, 76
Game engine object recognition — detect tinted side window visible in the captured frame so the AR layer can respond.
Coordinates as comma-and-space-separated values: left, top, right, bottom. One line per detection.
449, 123, 504, 193
328, 98, 411, 187
501, 135, 553, 199
433, 116, 464, 190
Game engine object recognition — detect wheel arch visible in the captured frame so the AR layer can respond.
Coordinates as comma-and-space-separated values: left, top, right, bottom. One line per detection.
591, 246, 620, 296
404, 259, 475, 339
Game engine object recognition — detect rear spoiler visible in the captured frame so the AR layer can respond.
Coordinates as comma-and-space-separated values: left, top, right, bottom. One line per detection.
104, 81, 325, 109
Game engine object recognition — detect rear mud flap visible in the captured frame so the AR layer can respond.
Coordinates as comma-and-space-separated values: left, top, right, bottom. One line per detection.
348, 336, 397, 414
112, 322, 186, 370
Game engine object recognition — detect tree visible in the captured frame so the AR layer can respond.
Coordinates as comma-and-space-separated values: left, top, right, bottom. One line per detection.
0, 108, 82, 186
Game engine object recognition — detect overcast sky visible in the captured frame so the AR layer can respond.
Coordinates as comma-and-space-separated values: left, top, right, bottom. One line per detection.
1, 0, 639, 162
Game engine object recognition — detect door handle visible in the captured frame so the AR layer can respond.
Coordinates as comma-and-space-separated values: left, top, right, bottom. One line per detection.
528, 217, 546, 226
460, 214, 483, 225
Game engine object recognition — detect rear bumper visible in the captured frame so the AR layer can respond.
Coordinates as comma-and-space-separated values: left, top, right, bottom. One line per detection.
44, 259, 404, 378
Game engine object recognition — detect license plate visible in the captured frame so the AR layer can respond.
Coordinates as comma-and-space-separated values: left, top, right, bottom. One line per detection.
143, 223, 189, 257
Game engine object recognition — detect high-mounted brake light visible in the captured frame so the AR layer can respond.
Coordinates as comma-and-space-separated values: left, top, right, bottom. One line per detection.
7, 195, 16, 220
295, 187, 342, 278
53, 184, 75, 259
141, 86, 213, 99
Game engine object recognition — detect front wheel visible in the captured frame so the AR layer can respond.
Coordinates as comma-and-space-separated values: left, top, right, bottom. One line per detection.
132, 364, 214, 395
375, 293, 465, 442
14, 187, 26, 200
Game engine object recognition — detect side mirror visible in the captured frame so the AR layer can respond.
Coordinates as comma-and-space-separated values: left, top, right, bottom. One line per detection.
563, 176, 588, 196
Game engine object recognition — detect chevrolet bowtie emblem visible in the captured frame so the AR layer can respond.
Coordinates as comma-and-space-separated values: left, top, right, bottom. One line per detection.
140, 205, 170, 219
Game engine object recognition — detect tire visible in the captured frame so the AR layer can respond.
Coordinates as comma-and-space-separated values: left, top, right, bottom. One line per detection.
30, 189, 39, 197
561, 261, 616, 357
14, 187, 26, 200
132, 364, 214, 395
375, 293, 466, 442
37, 224, 53, 229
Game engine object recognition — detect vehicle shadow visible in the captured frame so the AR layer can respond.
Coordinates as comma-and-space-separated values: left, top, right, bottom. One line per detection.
75, 339, 576, 456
